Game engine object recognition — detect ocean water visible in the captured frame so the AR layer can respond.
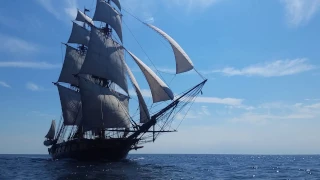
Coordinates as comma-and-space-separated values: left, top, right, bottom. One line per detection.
0, 154, 319, 179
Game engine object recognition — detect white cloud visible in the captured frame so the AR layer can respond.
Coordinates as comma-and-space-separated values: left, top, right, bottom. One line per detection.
26, 82, 44, 91
0, 61, 61, 69
281, 0, 320, 26
129, 88, 243, 106
193, 96, 243, 106
170, 0, 221, 10
35, 0, 78, 21
144, 16, 155, 23
121, 0, 156, 23
35, 0, 61, 20
135, 123, 320, 154
64, 0, 78, 19
230, 101, 320, 124
0, 34, 38, 53
305, 98, 320, 101
211, 58, 315, 77
0, 81, 11, 88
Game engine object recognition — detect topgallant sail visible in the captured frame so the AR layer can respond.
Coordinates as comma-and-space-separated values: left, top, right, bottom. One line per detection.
44, 0, 207, 161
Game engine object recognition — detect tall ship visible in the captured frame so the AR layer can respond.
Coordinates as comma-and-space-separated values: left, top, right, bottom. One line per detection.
43, 0, 207, 161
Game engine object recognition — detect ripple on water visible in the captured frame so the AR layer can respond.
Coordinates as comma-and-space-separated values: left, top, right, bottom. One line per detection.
1, 154, 320, 179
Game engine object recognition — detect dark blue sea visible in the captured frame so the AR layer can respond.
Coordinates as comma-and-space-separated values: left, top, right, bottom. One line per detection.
0, 154, 319, 179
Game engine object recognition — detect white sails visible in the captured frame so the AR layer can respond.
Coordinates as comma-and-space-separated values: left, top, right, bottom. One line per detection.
45, 120, 56, 139
146, 24, 194, 74
125, 63, 150, 123
79, 78, 131, 130
75, 10, 94, 26
58, 45, 85, 86
67, 22, 90, 46
50, 0, 199, 135
57, 84, 82, 126
93, 0, 123, 42
127, 51, 174, 103
79, 27, 128, 93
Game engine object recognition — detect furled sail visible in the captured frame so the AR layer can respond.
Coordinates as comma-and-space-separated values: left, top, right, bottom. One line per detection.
58, 45, 85, 86
146, 24, 194, 74
111, 0, 121, 10
45, 120, 56, 139
127, 51, 174, 103
79, 27, 128, 93
79, 77, 130, 130
75, 9, 94, 26
93, 0, 123, 42
67, 22, 90, 46
57, 84, 82, 126
125, 63, 150, 123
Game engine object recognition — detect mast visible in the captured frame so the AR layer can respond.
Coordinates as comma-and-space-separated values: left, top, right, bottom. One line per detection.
46, 0, 207, 145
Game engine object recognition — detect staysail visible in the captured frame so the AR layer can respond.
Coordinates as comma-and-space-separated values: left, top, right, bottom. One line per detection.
93, 0, 123, 42
57, 84, 82, 126
58, 45, 86, 86
79, 27, 128, 93
125, 63, 150, 123
145, 24, 194, 74
127, 50, 174, 103
79, 77, 131, 131
45, 120, 56, 139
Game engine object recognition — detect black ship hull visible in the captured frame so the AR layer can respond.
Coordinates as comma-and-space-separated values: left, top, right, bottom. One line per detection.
48, 138, 139, 161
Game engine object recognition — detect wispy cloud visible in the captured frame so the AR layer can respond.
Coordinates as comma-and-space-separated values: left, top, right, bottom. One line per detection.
122, 0, 157, 23
0, 81, 11, 88
281, 0, 320, 26
230, 101, 320, 124
35, 0, 78, 21
0, 61, 61, 69
194, 96, 243, 106
211, 58, 315, 77
26, 82, 44, 91
170, 0, 222, 10
64, 0, 78, 19
129, 88, 243, 106
0, 34, 38, 53
36, 0, 60, 19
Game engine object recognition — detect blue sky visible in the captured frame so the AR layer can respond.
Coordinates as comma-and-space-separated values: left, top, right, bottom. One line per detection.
0, 0, 320, 154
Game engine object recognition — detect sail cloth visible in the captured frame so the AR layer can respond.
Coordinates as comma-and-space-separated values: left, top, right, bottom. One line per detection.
145, 24, 194, 74
67, 22, 90, 46
93, 0, 123, 42
58, 45, 85, 86
127, 51, 174, 103
79, 77, 131, 130
57, 85, 82, 126
45, 120, 56, 139
125, 63, 150, 123
79, 27, 128, 93
111, 0, 121, 10
75, 10, 94, 26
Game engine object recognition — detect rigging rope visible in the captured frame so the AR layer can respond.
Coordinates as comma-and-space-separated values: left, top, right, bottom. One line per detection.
122, 20, 168, 85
